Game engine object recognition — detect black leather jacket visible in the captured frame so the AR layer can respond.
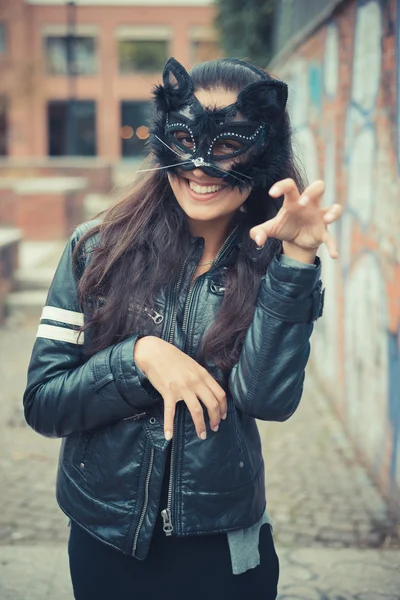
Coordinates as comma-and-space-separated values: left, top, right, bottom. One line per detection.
23, 220, 324, 560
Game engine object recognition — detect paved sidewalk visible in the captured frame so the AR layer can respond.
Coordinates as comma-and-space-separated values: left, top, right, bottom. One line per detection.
260, 374, 399, 549
0, 321, 399, 599
1, 545, 399, 600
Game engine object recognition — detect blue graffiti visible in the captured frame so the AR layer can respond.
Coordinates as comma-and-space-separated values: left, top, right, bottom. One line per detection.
309, 63, 323, 111
388, 330, 400, 484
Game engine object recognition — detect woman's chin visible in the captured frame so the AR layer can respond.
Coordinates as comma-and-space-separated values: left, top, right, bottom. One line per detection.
178, 200, 236, 224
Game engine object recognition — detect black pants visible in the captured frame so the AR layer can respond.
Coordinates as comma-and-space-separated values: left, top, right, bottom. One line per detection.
68, 521, 279, 600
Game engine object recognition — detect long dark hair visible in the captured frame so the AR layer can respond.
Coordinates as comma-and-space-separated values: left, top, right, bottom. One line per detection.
74, 59, 305, 372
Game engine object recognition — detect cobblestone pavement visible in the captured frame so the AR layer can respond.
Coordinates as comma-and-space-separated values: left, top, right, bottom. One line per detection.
0, 320, 400, 599
277, 547, 400, 599
0, 321, 69, 545
260, 373, 400, 550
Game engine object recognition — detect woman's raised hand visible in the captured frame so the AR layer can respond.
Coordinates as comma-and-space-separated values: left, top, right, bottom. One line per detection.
134, 336, 227, 441
249, 179, 343, 260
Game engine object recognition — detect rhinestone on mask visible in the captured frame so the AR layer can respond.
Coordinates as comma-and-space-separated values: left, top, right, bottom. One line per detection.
166, 116, 197, 153
206, 125, 265, 157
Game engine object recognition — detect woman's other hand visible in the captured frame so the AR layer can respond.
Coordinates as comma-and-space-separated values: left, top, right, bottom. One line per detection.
249, 178, 343, 263
134, 336, 227, 441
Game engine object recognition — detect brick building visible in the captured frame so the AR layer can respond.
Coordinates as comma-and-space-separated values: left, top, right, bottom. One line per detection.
0, 0, 219, 162
0, 0, 220, 309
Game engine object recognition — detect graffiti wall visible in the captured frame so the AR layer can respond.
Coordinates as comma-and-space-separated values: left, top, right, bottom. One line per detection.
273, 0, 400, 507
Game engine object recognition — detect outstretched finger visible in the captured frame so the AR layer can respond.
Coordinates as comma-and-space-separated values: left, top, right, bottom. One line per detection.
249, 222, 272, 247
322, 203, 342, 224
269, 178, 300, 205
298, 180, 326, 207
163, 395, 176, 441
322, 230, 339, 259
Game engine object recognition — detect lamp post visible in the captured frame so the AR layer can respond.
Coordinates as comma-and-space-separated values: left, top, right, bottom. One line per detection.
66, 0, 77, 155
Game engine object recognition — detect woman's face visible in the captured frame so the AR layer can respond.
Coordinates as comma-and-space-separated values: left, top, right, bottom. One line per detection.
167, 88, 252, 225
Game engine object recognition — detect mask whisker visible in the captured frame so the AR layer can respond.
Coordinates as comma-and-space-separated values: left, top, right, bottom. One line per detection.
210, 163, 249, 185
227, 167, 252, 181
154, 135, 188, 158
137, 161, 192, 173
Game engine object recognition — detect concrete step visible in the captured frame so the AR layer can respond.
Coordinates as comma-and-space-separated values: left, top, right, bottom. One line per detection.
83, 192, 112, 221
6, 240, 64, 320
15, 267, 55, 291
112, 159, 142, 190
19, 240, 65, 271
6, 289, 46, 319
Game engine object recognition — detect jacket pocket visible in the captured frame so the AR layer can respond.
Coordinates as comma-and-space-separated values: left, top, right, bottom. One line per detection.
74, 430, 97, 477
229, 401, 250, 474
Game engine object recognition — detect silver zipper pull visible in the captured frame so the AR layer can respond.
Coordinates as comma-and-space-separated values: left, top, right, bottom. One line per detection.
161, 508, 174, 536
144, 308, 164, 325
210, 283, 225, 294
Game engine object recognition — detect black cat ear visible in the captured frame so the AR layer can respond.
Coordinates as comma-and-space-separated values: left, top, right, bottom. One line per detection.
153, 57, 193, 112
236, 80, 288, 122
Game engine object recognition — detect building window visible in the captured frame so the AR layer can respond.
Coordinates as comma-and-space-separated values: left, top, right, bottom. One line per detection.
118, 40, 168, 74
44, 36, 97, 76
189, 26, 220, 66
0, 24, 6, 55
47, 100, 96, 156
190, 40, 220, 64
120, 101, 152, 157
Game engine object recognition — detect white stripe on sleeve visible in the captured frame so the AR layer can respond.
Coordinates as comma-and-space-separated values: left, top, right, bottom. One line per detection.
36, 324, 84, 345
41, 306, 84, 327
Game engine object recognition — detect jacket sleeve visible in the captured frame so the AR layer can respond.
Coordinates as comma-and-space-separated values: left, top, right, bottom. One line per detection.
23, 224, 159, 439
228, 253, 324, 421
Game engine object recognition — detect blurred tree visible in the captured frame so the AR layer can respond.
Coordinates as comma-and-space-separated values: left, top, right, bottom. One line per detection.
215, 0, 276, 67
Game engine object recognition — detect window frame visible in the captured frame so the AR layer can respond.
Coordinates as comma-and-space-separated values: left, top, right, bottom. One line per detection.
188, 25, 220, 66
118, 38, 169, 75
43, 32, 98, 77
120, 100, 153, 158
47, 99, 97, 157
116, 25, 172, 75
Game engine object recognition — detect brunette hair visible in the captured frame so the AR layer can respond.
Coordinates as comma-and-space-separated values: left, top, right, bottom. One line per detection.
74, 58, 305, 372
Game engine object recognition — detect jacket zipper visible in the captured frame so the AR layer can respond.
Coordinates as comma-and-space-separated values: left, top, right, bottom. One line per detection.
167, 259, 188, 345
132, 259, 188, 550
160, 260, 188, 536
131, 254, 189, 548
132, 447, 155, 555
132, 303, 164, 325
161, 225, 238, 537
181, 225, 238, 337
144, 307, 164, 325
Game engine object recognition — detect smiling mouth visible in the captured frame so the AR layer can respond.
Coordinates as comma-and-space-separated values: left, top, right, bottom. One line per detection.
184, 178, 224, 195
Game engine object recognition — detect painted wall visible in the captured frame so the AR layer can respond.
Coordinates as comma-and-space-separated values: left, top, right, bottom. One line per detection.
272, 0, 400, 508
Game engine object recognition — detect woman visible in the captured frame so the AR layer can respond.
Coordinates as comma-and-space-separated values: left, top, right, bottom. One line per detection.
24, 58, 342, 599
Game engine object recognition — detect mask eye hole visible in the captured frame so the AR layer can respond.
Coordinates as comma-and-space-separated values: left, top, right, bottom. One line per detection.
173, 130, 195, 150
212, 139, 245, 157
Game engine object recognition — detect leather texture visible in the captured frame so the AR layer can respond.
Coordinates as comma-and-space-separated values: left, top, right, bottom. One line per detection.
23, 220, 323, 559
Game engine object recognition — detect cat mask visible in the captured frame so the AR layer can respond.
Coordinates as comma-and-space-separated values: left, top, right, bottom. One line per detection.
147, 57, 288, 189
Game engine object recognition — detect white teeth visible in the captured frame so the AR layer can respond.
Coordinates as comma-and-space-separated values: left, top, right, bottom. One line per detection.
188, 180, 222, 194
